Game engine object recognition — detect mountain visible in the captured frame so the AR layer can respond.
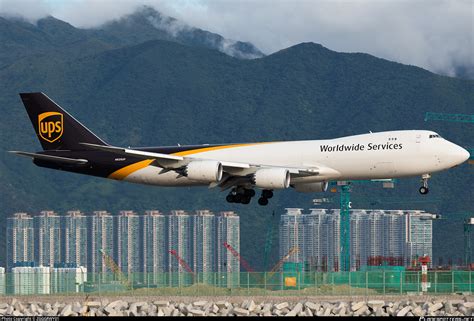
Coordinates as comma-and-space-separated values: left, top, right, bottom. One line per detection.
0, 6, 263, 69
94, 6, 264, 59
0, 13, 473, 269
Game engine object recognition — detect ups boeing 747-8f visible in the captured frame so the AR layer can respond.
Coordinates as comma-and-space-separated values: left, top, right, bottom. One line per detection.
10, 93, 470, 205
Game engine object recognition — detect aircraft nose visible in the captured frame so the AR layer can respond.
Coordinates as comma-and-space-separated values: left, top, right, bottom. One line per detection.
452, 145, 470, 165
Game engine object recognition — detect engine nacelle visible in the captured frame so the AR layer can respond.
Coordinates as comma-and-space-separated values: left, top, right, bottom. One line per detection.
185, 160, 223, 183
252, 168, 290, 189
293, 181, 328, 193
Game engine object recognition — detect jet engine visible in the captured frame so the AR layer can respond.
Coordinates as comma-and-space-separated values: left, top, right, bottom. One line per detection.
185, 160, 223, 183
293, 181, 328, 193
252, 168, 290, 189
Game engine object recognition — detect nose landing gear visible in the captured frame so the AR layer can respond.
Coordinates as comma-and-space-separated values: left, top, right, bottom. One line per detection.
419, 174, 430, 195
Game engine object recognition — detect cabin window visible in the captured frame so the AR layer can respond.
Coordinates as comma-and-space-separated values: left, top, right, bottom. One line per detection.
429, 134, 441, 138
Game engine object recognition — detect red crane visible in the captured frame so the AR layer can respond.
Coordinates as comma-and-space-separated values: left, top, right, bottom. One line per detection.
223, 242, 255, 272
168, 250, 194, 274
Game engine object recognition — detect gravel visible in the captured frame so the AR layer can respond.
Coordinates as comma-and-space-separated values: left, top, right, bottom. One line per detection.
0, 296, 472, 316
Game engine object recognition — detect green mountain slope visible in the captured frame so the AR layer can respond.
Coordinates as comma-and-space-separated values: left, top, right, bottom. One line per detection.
0, 19, 473, 269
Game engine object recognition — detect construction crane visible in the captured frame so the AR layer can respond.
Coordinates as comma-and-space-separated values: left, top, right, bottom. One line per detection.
424, 112, 474, 164
168, 250, 194, 274
266, 247, 300, 280
324, 182, 442, 271
331, 179, 396, 271
424, 112, 474, 123
99, 249, 131, 290
223, 242, 255, 272
464, 218, 474, 267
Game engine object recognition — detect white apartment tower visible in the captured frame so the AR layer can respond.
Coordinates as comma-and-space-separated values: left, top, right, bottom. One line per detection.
193, 210, 215, 284
142, 210, 167, 285
63, 210, 88, 267
7, 213, 35, 270
216, 211, 240, 288
116, 211, 141, 279
34, 211, 61, 267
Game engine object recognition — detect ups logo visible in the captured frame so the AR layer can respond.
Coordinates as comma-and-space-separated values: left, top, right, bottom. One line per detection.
38, 112, 63, 143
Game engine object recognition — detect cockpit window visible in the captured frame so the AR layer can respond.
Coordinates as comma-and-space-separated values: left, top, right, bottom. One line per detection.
429, 134, 441, 138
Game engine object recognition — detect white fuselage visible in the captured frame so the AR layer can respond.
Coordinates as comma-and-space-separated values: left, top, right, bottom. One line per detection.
123, 130, 469, 187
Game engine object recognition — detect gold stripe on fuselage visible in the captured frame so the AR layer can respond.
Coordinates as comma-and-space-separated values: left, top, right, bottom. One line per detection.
108, 159, 155, 180
171, 143, 269, 156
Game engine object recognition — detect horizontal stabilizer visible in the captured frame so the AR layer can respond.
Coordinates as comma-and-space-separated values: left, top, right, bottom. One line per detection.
9, 151, 88, 165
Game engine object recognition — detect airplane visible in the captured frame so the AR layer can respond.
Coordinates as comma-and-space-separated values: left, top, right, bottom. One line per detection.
10, 93, 470, 206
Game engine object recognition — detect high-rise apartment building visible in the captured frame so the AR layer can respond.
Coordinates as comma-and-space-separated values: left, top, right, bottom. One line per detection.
7, 213, 35, 270
6, 208, 243, 288
279, 208, 305, 263
405, 210, 433, 264
63, 210, 88, 267
280, 208, 433, 271
168, 210, 192, 286
142, 210, 167, 286
34, 211, 61, 267
216, 211, 240, 288
193, 210, 215, 284
88, 211, 114, 279
116, 211, 141, 280
383, 210, 406, 265
304, 209, 340, 271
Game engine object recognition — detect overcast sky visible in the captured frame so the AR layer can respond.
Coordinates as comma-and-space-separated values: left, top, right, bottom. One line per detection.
1, 0, 473, 76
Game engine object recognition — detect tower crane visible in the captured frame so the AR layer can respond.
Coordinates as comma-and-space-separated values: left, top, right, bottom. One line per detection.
266, 247, 300, 281
223, 242, 255, 272
168, 250, 194, 274
330, 179, 396, 271
99, 249, 131, 290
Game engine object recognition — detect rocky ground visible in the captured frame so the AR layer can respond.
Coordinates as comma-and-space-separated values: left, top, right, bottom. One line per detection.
0, 295, 472, 316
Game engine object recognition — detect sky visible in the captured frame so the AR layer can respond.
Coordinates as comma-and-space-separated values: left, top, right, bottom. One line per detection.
0, 0, 473, 76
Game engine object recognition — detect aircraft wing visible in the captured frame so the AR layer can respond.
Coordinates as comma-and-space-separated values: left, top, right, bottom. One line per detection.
80, 143, 340, 187
80, 143, 252, 170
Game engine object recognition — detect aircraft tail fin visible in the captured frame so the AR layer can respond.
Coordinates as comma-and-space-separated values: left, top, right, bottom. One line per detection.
19, 92, 107, 151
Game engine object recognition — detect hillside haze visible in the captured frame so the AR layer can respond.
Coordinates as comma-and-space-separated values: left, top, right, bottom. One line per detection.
1, 9, 473, 269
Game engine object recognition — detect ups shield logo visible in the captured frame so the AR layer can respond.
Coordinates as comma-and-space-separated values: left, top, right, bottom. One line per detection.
38, 112, 63, 143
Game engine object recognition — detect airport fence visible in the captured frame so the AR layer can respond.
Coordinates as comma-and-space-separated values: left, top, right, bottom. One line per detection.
1, 270, 473, 296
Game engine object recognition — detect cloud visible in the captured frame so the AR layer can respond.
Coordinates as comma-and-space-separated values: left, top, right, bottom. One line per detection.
0, 0, 472, 76
0, 0, 52, 22
146, 11, 191, 37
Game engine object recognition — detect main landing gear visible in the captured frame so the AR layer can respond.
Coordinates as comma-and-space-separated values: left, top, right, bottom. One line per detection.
226, 188, 256, 204
226, 188, 273, 206
419, 174, 430, 195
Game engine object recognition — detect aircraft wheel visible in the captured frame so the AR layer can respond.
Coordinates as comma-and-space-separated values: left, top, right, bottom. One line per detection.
245, 189, 256, 197
234, 194, 243, 203
419, 186, 429, 195
262, 190, 273, 199
258, 197, 269, 206
241, 196, 251, 204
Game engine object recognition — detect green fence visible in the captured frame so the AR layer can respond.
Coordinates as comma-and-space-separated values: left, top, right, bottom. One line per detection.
2, 271, 473, 296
